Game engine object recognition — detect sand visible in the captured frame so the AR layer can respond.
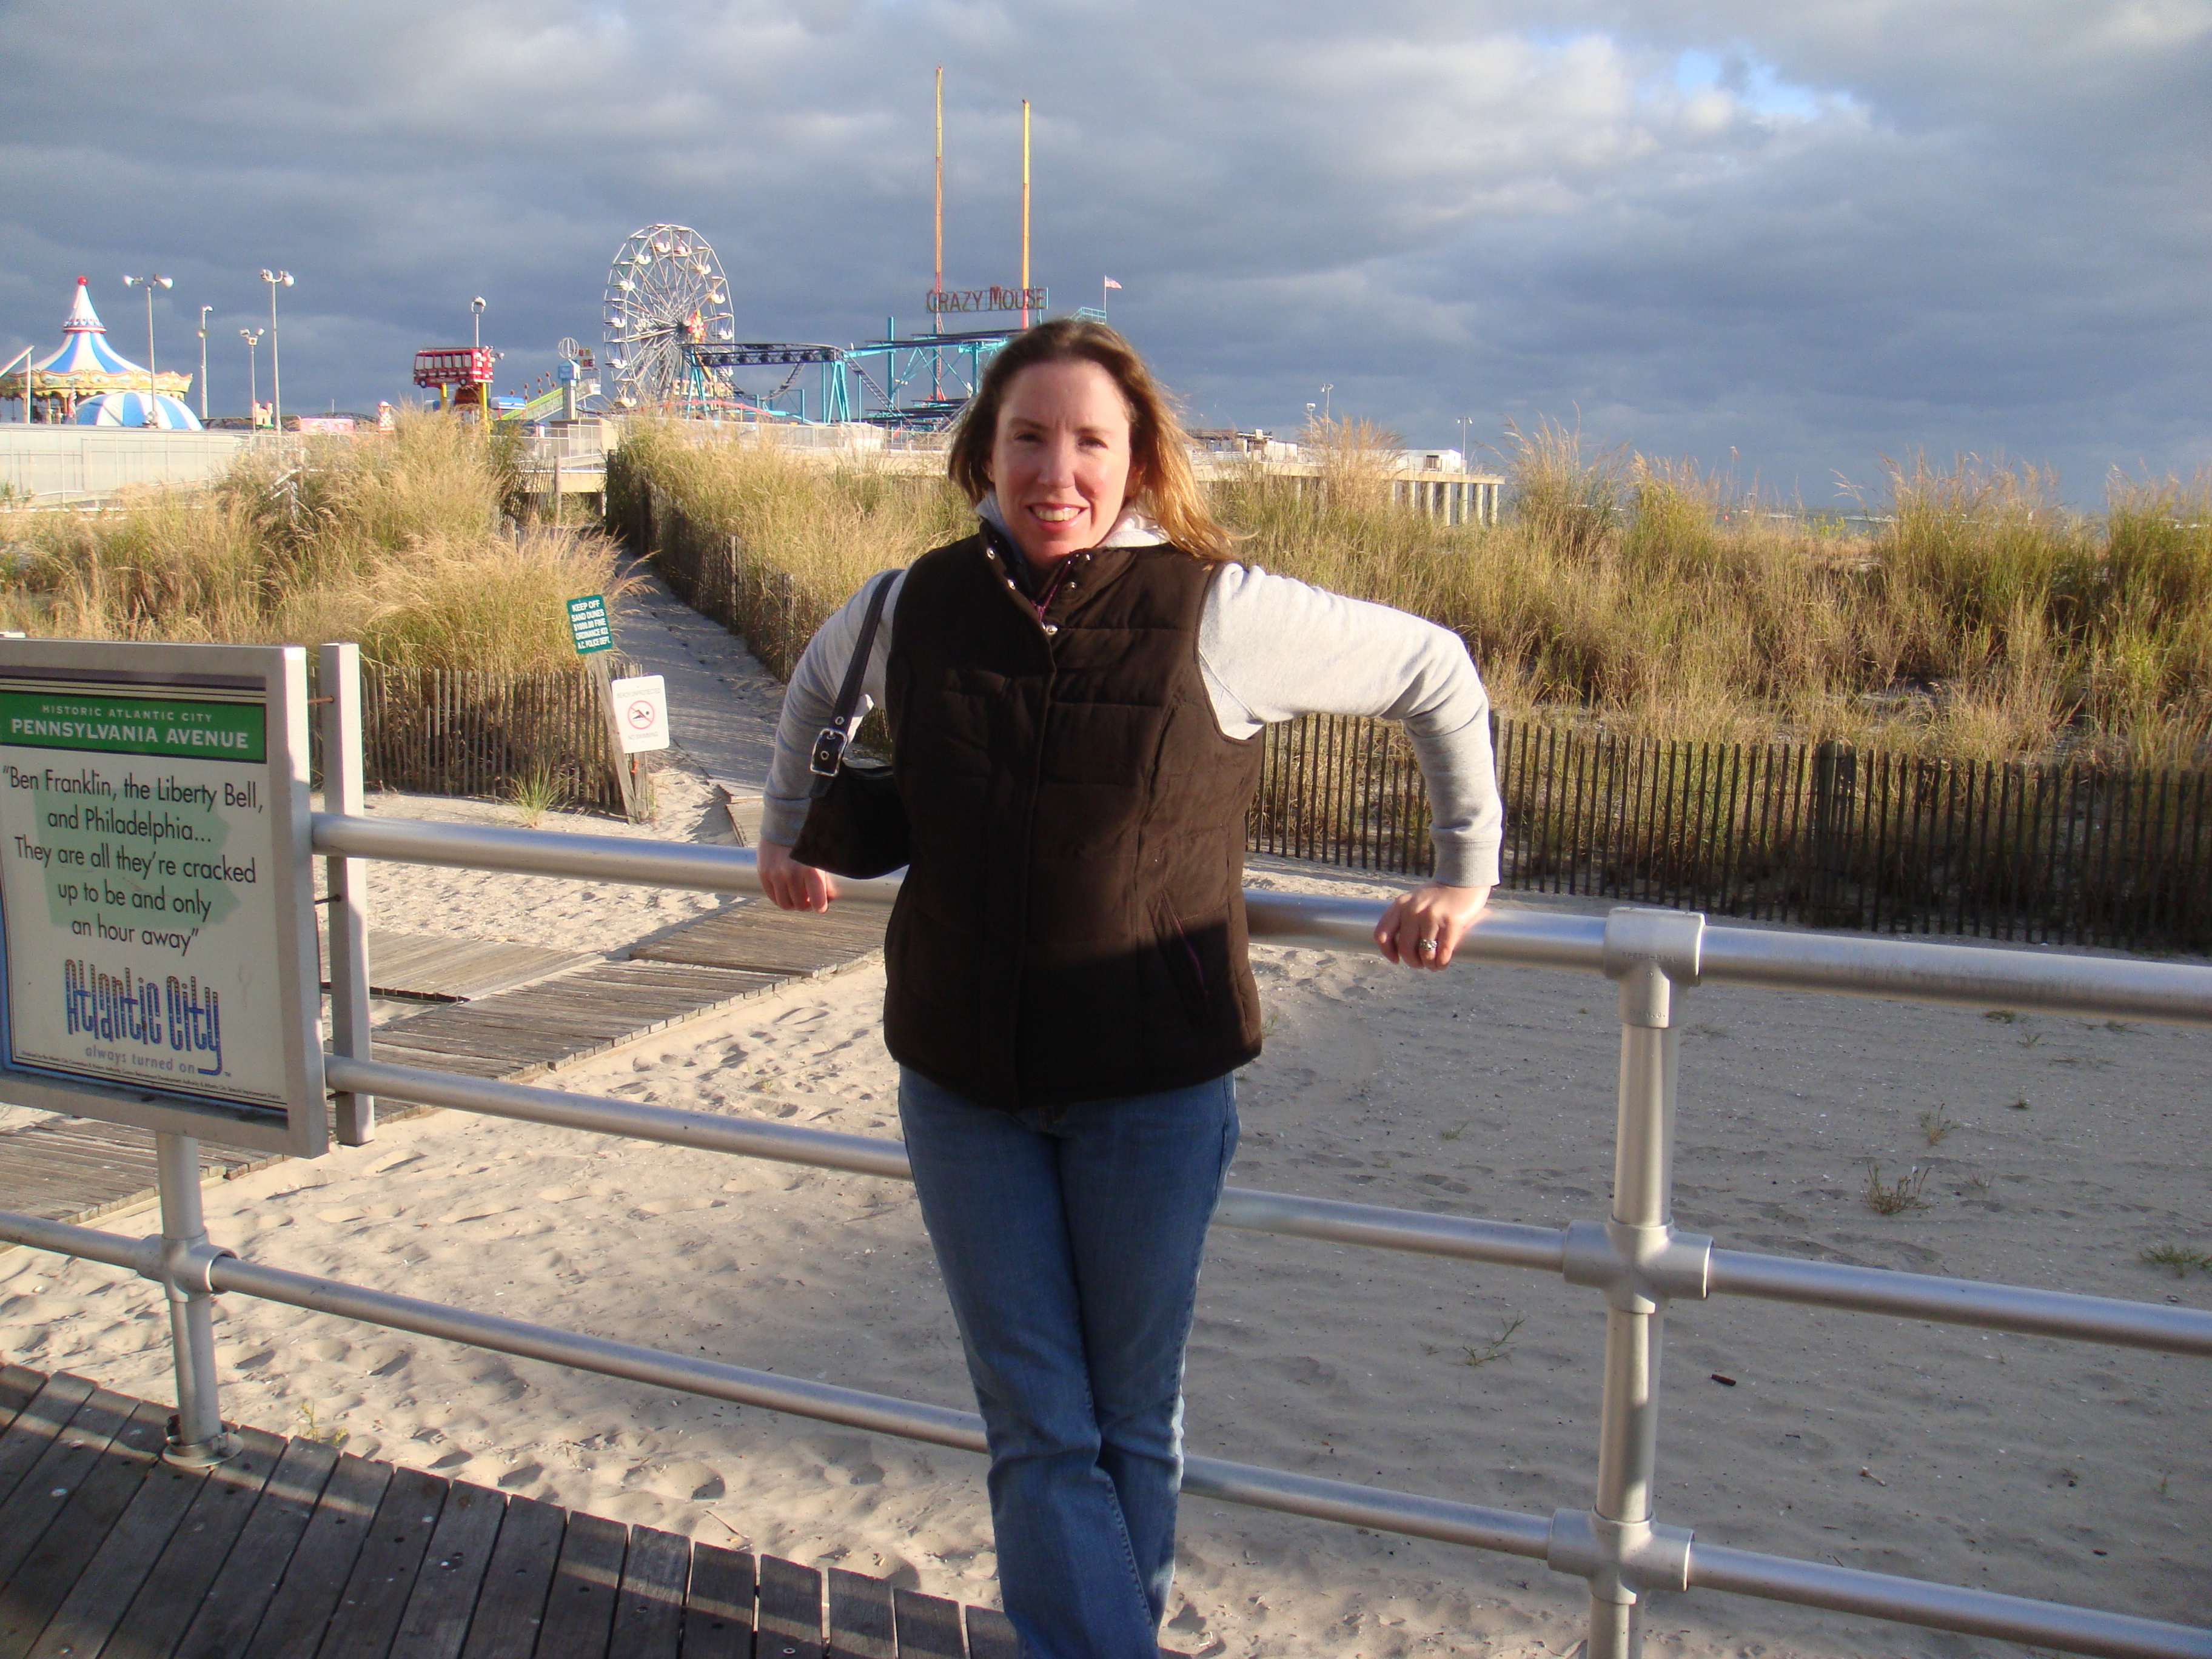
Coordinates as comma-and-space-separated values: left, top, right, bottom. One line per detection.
7, 602, 2208, 1656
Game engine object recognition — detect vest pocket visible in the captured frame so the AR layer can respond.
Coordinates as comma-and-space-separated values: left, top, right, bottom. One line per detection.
1153, 899, 1212, 1027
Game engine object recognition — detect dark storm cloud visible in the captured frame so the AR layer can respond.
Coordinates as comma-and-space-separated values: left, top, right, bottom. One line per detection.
2, 0, 2204, 494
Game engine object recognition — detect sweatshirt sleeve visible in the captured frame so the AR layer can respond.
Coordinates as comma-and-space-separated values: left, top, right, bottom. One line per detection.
762, 571, 905, 846
1199, 564, 1503, 888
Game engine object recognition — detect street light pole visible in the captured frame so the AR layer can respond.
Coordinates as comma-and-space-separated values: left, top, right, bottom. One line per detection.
4, 348, 32, 425
470, 299, 488, 420
122, 273, 172, 417
240, 329, 262, 432
197, 306, 212, 422
259, 269, 292, 434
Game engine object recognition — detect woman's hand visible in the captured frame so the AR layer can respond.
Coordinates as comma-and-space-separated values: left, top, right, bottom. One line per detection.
1375, 882, 1492, 969
757, 840, 840, 912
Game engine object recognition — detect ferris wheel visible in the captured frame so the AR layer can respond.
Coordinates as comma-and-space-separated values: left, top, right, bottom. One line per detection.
601, 224, 735, 409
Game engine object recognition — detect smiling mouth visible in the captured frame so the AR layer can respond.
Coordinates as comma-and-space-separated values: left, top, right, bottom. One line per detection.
1029, 505, 1083, 523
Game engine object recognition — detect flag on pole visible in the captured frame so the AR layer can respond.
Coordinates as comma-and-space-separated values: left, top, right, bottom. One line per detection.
1103, 277, 1122, 289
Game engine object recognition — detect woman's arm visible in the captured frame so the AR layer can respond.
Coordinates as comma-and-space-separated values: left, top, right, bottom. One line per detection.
1199, 565, 1500, 968
757, 571, 906, 910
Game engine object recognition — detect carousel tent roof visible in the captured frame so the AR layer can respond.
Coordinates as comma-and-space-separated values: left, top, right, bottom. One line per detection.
2, 278, 192, 399
73, 390, 203, 430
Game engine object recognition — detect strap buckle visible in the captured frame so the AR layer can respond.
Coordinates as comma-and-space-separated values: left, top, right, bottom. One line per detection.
809, 723, 849, 778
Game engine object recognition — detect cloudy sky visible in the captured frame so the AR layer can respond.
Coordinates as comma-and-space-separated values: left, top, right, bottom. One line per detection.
4, 1, 2205, 501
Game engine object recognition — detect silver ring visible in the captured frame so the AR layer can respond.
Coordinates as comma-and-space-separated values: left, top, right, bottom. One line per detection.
1418, 937, 1438, 954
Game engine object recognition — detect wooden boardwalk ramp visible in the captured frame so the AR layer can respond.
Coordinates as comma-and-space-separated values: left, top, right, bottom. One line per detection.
0, 1364, 1105, 1659
0, 899, 890, 1236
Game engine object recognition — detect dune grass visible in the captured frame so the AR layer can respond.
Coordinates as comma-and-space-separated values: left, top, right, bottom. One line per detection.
0, 415, 628, 674
614, 414, 2212, 766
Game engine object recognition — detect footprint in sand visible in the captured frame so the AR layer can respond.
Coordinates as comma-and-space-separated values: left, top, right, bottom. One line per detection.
630, 1460, 727, 1502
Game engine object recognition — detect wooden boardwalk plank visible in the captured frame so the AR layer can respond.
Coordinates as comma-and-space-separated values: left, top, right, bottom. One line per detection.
315, 1464, 450, 1659
634, 900, 886, 977
0, 1397, 168, 1659
384, 1478, 507, 1659
22, 1455, 210, 1659
0, 1374, 1075, 1659
0, 1369, 53, 1472
369, 960, 783, 1084
169, 1437, 343, 1659
0, 1385, 138, 1587
101, 1423, 289, 1659
321, 930, 598, 1002
0, 1119, 276, 1232
679, 1543, 754, 1659
532, 1510, 627, 1659
607, 1524, 689, 1659
962, 1607, 1020, 1659
238, 1453, 394, 1659
889, 1589, 965, 1659
825, 1566, 895, 1659
315, 1466, 448, 1656
455, 1494, 565, 1659
758, 1554, 825, 1659
0, 1375, 97, 1511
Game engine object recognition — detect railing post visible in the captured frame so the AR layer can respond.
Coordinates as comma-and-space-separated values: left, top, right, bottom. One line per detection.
155, 1133, 236, 1466
1584, 907, 1705, 1658
321, 643, 376, 1144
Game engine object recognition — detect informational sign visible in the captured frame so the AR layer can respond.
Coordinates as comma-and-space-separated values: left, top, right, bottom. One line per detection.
567, 595, 613, 655
608, 675, 670, 755
0, 642, 323, 1156
925, 286, 1049, 315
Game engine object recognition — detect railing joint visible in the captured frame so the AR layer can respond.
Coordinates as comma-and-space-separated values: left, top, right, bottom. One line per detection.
142, 1234, 236, 1299
1546, 1509, 1695, 1601
1561, 1219, 1712, 1309
1603, 907, 1705, 1028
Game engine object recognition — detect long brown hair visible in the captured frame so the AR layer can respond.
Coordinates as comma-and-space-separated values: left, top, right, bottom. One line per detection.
946, 319, 1232, 559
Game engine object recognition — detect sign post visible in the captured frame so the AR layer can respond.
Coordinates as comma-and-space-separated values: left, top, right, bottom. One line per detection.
0, 638, 321, 1466
566, 594, 640, 821
320, 643, 375, 1146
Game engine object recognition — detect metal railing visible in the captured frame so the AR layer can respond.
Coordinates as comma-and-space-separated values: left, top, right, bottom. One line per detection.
4, 807, 2209, 1657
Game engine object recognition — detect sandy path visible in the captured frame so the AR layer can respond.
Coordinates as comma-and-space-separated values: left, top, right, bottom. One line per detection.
6, 606, 2208, 1657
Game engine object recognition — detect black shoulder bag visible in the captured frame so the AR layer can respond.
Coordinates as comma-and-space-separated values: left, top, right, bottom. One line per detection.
788, 571, 910, 879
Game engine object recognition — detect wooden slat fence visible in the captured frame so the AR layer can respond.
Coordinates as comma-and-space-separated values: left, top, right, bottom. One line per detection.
1252, 715, 2212, 953
315, 662, 636, 814
608, 458, 817, 682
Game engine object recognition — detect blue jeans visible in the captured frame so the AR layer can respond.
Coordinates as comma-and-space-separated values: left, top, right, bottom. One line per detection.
898, 1068, 1239, 1659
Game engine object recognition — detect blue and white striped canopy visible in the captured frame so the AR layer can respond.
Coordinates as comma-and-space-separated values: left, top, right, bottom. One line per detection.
5, 278, 193, 400
73, 391, 204, 430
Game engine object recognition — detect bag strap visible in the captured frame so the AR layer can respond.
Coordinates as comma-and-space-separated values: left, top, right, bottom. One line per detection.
807, 569, 898, 795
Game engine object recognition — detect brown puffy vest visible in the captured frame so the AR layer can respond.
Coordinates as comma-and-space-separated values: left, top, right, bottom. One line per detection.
882, 533, 1264, 1111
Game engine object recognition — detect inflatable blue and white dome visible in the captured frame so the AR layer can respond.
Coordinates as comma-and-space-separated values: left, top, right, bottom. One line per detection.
72, 390, 204, 430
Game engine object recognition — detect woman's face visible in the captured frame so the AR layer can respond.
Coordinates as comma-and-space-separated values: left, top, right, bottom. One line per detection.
988, 358, 1138, 567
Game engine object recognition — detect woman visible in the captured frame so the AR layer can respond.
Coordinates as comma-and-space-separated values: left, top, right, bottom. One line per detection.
757, 320, 1500, 1658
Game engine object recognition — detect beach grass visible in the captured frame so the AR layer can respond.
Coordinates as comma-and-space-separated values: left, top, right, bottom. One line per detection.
614, 414, 2212, 764
0, 414, 628, 674
1863, 1161, 1932, 1214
